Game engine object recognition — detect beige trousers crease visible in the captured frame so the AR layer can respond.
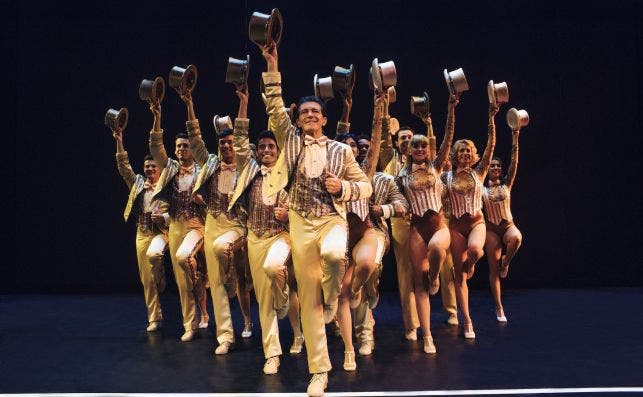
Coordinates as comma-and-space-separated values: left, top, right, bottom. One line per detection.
167, 220, 203, 332
248, 229, 291, 358
204, 213, 245, 344
353, 229, 386, 343
136, 231, 167, 323
391, 216, 419, 331
289, 210, 347, 374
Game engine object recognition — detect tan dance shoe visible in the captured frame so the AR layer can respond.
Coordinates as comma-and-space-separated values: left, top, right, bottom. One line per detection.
423, 335, 437, 354
290, 335, 304, 354
180, 330, 195, 342
146, 321, 160, 332
214, 341, 233, 355
241, 322, 253, 338
447, 313, 459, 326
463, 322, 476, 339
343, 350, 357, 371
263, 356, 280, 375
405, 328, 417, 341
358, 339, 374, 356
307, 372, 328, 397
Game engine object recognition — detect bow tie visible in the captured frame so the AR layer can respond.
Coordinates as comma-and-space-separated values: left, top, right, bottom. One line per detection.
220, 162, 236, 172
260, 165, 273, 176
456, 167, 473, 175
304, 135, 328, 146
412, 163, 427, 172
488, 179, 502, 187
143, 181, 157, 190
178, 164, 195, 175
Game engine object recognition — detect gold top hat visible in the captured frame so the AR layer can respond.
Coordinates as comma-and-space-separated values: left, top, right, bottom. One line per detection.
139, 77, 165, 104
410, 92, 430, 118
169, 64, 198, 95
226, 55, 250, 88
387, 86, 397, 103
105, 107, 129, 131
314, 74, 334, 102
213, 115, 233, 134
443, 67, 469, 96
487, 80, 509, 106
506, 108, 529, 130
332, 64, 356, 97
249, 8, 283, 47
370, 58, 397, 93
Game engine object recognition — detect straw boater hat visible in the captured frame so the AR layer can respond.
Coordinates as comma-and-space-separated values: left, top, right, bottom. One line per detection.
313, 74, 334, 102
443, 67, 469, 96
169, 65, 197, 95
487, 80, 509, 106
370, 58, 397, 93
213, 115, 233, 133
506, 108, 529, 130
225, 55, 250, 88
105, 107, 128, 131
139, 77, 165, 104
248, 8, 283, 47
410, 91, 430, 119
332, 64, 356, 97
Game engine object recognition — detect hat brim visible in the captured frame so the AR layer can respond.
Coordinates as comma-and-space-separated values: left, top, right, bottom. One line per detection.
443, 69, 453, 95
371, 58, 382, 92
313, 74, 320, 98
487, 80, 496, 105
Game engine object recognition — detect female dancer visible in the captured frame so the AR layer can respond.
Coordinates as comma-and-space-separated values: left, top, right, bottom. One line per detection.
445, 102, 498, 339
483, 128, 523, 322
335, 93, 383, 371
397, 93, 456, 353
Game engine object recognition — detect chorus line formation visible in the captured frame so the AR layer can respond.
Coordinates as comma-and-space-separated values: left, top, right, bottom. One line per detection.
106, 8, 530, 397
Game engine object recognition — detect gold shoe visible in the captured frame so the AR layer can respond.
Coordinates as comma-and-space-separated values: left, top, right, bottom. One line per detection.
307, 372, 328, 397
358, 340, 374, 356
180, 330, 195, 342
343, 350, 357, 371
447, 313, 459, 326
214, 341, 233, 355
405, 328, 417, 341
146, 321, 160, 332
423, 335, 437, 354
263, 356, 280, 375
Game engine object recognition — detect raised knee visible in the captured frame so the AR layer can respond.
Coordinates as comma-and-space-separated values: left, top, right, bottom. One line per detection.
321, 248, 345, 266
147, 249, 163, 264
467, 246, 483, 261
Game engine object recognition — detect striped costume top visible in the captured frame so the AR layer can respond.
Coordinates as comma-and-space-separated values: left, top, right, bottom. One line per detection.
369, 172, 408, 234
445, 168, 484, 219
482, 184, 513, 225
399, 163, 444, 217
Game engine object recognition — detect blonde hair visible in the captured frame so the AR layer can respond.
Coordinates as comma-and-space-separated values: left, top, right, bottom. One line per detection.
403, 134, 430, 170
450, 139, 480, 167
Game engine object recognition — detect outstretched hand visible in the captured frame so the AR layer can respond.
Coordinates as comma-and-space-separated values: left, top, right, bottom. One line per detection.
262, 42, 278, 72
489, 102, 499, 117
179, 91, 193, 106
448, 93, 460, 109
236, 85, 249, 103
112, 128, 123, 141
149, 101, 161, 118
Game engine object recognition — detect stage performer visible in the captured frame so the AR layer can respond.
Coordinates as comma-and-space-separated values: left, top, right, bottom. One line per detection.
445, 102, 498, 339
483, 128, 523, 323
113, 124, 169, 333
397, 93, 457, 353
261, 42, 372, 397
148, 101, 205, 342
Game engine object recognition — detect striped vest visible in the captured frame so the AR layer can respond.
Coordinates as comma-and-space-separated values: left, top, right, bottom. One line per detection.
446, 169, 484, 219
482, 184, 513, 225
399, 163, 444, 217
248, 174, 288, 237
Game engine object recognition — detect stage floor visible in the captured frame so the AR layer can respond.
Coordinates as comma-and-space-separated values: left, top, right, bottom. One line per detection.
1, 288, 642, 395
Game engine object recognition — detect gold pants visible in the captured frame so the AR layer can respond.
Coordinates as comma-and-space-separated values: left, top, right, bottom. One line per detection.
204, 213, 245, 344
353, 228, 386, 343
166, 219, 203, 332
136, 230, 167, 323
391, 216, 419, 331
440, 249, 458, 316
248, 229, 291, 358
289, 210, 347, 374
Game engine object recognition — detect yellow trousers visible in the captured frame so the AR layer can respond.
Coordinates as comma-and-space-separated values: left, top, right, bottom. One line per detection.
289, 211, 347, 374
247, 229, 291, 358
164, 220, 203, 332
204, 213, 245, 344
136, 230, 167, 323
440, 249, 458, 316
391, 217, 419, 331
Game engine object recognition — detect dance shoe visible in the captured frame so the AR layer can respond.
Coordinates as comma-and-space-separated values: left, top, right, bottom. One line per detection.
343, 350, 357, 371
263, 356, 280, 375
214, 341, 233, 355
496, 308, 507, 323
405, 328, 417, 341
146, 321, 160, 332
241, 322, 253, 338
290, 335, 305, 354
463, 322, 476, 339
358, 339, 374, 356
180, 330, 195, 342
428, 275, 440, 295
307, 372, 328, 397
447, 313, 459, 326
423, 335, 437, 354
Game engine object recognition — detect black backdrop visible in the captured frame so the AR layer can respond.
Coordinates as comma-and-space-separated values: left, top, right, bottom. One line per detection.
7, 0, 642, 293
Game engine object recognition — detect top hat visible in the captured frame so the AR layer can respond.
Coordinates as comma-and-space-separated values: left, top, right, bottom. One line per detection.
213, 114, 233, 133
314, 74, 334, 102
410, 92, 430, 118
332, 64, 356, 97
487, 80, 509, 106
105, 107, 129, 131
370, 58, 397, 93
226, 55, 250, 88
506, 108, 529, 130
139, 77, 165, 104
443, 67, 469, 96
387, 86, 397, 103
169, 65, 198, 95
249, 9, 283, 47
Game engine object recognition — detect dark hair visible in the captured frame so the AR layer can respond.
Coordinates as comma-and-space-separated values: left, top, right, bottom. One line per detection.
393, 126, 415, 150
492, 156, 504, 168
336, 133, 357, 143
256, 130, 278, 148
175, 133, 189, 141
296, 96, 327, 117
143, 154, 154, 162
216, 128, 233, 139
356, 134, 370, 143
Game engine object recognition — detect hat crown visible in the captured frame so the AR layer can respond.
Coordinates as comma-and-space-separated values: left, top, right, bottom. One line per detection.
444, 67, 469, 95
506, 108, 529, 129
249, 9, 283, 47
139, 76, 165, 103
314, 74, 334, 102
226, 55, 250, 87
213, 115, 233, 133
169, 65, 198, 94
105, 107, 129, 131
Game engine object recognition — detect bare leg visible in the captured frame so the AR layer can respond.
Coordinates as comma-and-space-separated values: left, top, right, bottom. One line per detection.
350, 229, 379, 296
408, 227, 431, 340
450, 229, 472, 334
502, 225, 523, 275
464, 223, 486, 277
337, 263, 356, 370
484, 230, 503, 317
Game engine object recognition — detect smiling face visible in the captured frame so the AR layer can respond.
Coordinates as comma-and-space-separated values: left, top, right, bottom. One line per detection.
143, 159, 159, 181
357, 138, 370, 161
410, 135, 429, 164
257, 137, 279, 167
175, 138, 193, 163
340, 137, 358, 158
450, 139, 479, 168
489, 159, 502, 181
396, 129, 413, 155
297, 101, 327, 135
218, 134, 235, 163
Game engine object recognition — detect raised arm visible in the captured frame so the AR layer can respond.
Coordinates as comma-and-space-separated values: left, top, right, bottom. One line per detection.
435, 95, 459, 171
113, 129, 136, 189
505, 129, 520, 189
378, 95, 394, 170
233, 87, 252, 171
477, 103, 498, 178
148, 102, 169, 170
262, 43, 292, 149
336, 95, 352, 134
361, 93, 385, 179
182, 91, 209, 167
425, 116, 436, 161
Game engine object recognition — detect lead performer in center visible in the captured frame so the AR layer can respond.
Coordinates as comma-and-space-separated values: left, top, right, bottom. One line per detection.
261, 42, 372, 397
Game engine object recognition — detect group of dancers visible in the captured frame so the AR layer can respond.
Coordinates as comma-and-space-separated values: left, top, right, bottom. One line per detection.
109, 35, 527, 397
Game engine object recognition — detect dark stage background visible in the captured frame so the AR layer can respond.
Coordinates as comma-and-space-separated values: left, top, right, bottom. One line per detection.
7, 1, 642, 293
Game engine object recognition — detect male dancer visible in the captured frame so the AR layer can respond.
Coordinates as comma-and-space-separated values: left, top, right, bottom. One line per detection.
113, 125, 168, 332
148, 101, 205, 342
183, 89, 250, 354
261, 43, 372, 397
